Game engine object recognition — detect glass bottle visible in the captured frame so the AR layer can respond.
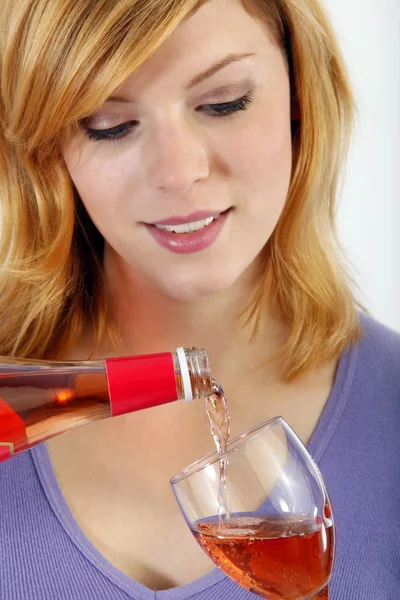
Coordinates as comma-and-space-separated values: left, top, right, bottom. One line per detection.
0, 347, 212, 463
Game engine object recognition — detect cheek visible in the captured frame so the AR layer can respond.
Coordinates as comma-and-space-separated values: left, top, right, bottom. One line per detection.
227, 108, 292, 210
64, 146, 142, 221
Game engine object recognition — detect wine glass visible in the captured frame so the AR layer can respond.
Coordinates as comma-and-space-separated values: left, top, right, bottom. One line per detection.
170, 416, 334, 600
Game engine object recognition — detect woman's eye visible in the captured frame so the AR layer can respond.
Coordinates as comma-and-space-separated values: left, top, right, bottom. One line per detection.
201, 92, 253, 117
84, 121, 137, 143
83, 93, 253, 143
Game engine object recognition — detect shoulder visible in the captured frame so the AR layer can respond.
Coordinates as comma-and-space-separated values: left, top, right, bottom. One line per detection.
359, 310, 400, 350
358, 310, 400, 360
355, 310, 400, 391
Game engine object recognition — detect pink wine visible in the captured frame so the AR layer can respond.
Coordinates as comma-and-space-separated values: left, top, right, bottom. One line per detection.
193, 514, 334, 600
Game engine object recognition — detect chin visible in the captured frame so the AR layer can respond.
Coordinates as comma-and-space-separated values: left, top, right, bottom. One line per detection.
157, 268, 243, 302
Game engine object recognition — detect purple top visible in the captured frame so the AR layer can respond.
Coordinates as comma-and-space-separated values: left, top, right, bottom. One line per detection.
1, 312, 399, 599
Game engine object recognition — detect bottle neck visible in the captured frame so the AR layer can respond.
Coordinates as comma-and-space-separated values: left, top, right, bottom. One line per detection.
173, 348, 213, 401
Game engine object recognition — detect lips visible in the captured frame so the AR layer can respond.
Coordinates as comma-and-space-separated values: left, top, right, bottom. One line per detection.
144, 208, 231, 254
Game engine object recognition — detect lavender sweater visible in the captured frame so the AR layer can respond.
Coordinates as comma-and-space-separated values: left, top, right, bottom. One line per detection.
1, 313, 399, 599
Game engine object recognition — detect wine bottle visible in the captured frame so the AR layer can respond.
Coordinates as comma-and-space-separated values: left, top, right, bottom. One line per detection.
0, 347, 212, 463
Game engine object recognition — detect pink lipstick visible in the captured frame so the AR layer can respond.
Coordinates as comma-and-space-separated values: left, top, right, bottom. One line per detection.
144, 209, 231, 254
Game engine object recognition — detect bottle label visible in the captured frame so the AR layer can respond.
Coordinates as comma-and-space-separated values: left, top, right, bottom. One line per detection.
0, 397, 27, 462
105, 353, 179, 416
0, 442, 14, 462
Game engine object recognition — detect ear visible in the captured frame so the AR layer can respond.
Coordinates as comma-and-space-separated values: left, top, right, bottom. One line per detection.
291, 96, 301, 121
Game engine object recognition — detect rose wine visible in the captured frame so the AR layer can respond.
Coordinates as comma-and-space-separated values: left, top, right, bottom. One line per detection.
0, 348, 213, 462
193, 514, 334, 600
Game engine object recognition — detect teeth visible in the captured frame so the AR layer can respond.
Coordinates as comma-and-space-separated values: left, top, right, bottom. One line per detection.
155, 216, 216, 234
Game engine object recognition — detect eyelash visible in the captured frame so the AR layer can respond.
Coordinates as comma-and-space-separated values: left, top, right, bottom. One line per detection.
83, 92, 253, 143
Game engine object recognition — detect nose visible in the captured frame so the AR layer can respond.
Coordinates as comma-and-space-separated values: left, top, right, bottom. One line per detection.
142, 119, 210, 194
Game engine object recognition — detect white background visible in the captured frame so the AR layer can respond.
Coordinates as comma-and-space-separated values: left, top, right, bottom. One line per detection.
324, 0, 400, 332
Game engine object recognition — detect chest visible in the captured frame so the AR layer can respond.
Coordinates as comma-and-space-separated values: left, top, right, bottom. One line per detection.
47, 373, 335, 591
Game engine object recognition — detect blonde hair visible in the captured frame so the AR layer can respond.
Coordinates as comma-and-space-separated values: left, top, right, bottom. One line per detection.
0, 0, 363, 379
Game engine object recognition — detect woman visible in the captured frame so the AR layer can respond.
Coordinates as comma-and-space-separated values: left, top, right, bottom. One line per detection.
0, 0, 398, 598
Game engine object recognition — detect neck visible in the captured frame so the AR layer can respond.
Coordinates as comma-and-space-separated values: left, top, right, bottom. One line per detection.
90, 249, 289, 384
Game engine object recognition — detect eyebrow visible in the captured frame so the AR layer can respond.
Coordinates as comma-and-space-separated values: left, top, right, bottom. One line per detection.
186, 52, 256, 89
106, 52, 256, 103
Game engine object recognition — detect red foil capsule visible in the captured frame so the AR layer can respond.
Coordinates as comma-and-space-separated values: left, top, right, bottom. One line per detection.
105, 353, 179, 416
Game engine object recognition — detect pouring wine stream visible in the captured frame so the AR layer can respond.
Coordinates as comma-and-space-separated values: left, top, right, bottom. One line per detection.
204, 380, 232, 524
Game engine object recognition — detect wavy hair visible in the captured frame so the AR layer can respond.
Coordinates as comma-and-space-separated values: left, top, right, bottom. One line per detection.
0, 0, 363, 379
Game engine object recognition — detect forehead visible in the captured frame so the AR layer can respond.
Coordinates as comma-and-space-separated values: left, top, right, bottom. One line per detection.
111, 0, 277, 98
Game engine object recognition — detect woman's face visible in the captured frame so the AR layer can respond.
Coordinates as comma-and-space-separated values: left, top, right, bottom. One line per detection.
63, 0, 293, 301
